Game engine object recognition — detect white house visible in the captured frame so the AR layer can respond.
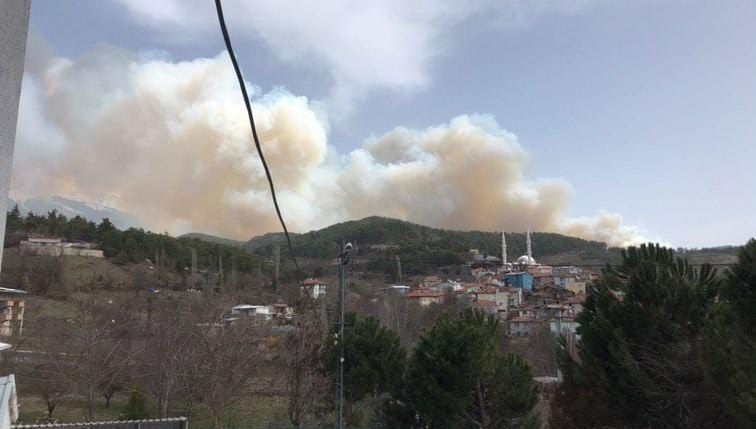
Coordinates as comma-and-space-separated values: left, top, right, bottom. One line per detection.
0, 343, 16, 429
231, 305, 274, 321
301, 278, 327, 299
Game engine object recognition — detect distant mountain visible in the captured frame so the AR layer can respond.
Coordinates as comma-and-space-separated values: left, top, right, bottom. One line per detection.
246, 231, 301, 251
180, 232, 247, 248
246, 216, 620, 266
10, 196, 140, 230
146, 217, 746, 276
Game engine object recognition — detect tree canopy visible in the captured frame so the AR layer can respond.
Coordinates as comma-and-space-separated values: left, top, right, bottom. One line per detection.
552, 243, 729, 429
383, 310, 539, 429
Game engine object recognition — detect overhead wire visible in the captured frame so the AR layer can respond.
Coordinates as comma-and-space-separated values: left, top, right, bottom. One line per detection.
214, 0, 300, 270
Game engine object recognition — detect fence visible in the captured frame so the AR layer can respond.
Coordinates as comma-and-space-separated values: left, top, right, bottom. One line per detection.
12, 417, 189, 429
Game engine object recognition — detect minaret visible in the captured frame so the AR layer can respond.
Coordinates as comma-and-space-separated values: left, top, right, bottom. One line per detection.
526, 228, 533, 261
501, 231, 507, 266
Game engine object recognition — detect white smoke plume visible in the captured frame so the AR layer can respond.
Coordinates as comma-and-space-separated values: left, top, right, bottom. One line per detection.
13, 42, 645, 247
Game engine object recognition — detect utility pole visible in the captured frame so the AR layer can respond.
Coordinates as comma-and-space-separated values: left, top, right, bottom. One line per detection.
336, 241, 352, 429
273, 244, 280, 288
190, 247, 197, 288
395, 254, 402, 283
218, 252, 224, 288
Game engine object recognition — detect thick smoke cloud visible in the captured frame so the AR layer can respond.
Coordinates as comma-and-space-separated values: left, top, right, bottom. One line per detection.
13, 43, 644, 246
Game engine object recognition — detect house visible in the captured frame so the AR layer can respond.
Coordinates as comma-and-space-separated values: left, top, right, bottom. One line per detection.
0, 343, 16, 429
475, 287, 509, 315
269, 303, 294, 320
439, 280, 463, 292
527, 264, 553, 277
565, 280, 587, 296
508, 316, 544, 337
421, 276, 442, 289
552, 266, 582, 276
549, 316, 580, 337
471, 267, 486, 280
553, 272, 576, 288
301, 278, 327, 299
564, 296, 585, 316
381, 285, 410, 295
533, 274, 554, 288
0, 288, 25, 338
19, 237, 104, 258
471, 300, 499, 316
503, 287, 524, 307
504, 272, 534, 291
231, 305, 274, 321
407, 289, 445, 306
0, 374, 17, 429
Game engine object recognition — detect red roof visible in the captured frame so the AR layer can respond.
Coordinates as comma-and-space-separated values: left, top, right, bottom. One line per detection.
302, 278, 324, 285
407, 290, 445, 298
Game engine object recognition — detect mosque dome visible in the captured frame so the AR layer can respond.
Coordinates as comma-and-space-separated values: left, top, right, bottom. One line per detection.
517, 255, 537, 265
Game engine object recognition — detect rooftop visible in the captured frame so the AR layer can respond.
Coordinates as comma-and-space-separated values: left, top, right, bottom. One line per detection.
407, 289, 445, 298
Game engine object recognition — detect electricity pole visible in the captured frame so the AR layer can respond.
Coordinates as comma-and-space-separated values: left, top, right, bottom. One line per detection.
336, 241, 352, 429
396, 254, 402, 284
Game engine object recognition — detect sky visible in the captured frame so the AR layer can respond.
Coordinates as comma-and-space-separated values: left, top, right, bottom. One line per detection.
13, 0, 756, 248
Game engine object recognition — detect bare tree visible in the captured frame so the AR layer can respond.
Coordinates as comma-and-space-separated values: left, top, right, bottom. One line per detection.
135, 299, 196, 418
189, 307, 267, 429
8, 349, 67, 422
286, 298, 328, 427
38, 300, 138, 421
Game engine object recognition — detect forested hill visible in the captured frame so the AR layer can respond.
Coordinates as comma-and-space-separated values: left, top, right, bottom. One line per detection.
180, 232, 247, 248
247, 216, 621, 265
3, 206, 275, 278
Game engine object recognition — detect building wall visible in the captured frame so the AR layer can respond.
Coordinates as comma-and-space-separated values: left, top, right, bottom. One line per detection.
566, 281, 587, 296
506, 273, 534, 291
0, 0, 32, 274
19, 242, 104, 258
0, 299, 24, 338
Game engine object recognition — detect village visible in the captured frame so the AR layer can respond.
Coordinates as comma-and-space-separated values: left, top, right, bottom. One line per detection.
228, 230, 593, 352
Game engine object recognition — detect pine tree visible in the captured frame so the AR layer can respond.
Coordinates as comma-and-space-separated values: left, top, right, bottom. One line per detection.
120, 390, 151, 420
702, 239, 756, 427
383, 310, 538, 429
553, 243, 724, 429
324, 313, 406, 422
6, 204, 22, 232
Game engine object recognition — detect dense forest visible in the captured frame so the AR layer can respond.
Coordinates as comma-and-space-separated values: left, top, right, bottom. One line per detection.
4, 206, 283, 278
246, 216, 622, 277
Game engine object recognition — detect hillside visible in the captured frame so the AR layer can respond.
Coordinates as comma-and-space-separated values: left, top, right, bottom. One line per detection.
180, 232, 247, 248
247, 216, 608, 255
243, 217, 622, 277
1, 208, 296, 295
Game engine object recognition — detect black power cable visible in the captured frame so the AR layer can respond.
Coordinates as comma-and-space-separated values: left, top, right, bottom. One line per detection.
214, 0, 300, 270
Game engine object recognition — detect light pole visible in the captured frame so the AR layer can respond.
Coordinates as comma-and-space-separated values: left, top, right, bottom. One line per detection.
336, 241, 352, 429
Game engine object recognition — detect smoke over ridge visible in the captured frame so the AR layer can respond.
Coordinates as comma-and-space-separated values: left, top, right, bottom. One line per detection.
13, 41, 645, 246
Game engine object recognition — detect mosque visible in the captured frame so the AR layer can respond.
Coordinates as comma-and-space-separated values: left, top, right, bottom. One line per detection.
501, 229, 538, 268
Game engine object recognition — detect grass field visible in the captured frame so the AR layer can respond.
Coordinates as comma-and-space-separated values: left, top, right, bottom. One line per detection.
16, 393, 296, 429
